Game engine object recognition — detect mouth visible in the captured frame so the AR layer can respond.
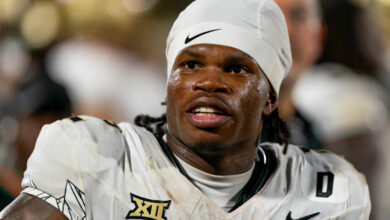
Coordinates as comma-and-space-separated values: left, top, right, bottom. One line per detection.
192, 106, 226, 116
185, 98, 231, 128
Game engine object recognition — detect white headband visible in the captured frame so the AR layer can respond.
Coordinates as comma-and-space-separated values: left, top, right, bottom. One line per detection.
165, 0, 292, 94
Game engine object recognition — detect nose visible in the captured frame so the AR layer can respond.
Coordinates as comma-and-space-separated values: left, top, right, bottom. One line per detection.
192, 67, 231, 93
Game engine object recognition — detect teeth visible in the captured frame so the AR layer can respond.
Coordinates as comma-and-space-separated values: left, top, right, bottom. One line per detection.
193, 107, 220, 114
196, 112, 217, 117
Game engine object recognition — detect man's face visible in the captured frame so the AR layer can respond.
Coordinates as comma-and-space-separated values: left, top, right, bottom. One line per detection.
166, 44, 275, 154
275, 0, 323, 76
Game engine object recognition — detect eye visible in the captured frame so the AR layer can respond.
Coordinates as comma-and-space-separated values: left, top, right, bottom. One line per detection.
225, 65, 250, 74
181, 61, 200, 70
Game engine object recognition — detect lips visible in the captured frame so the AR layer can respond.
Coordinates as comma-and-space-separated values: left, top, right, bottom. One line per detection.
185, 97, 231, 128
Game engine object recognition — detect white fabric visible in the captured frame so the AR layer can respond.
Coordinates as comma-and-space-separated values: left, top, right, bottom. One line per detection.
21, 116, 370, 219
165, 0, 292, 94
176, 155, 254, 212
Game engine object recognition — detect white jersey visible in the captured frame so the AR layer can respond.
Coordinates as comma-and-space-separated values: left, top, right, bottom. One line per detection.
22, 116, 370, 220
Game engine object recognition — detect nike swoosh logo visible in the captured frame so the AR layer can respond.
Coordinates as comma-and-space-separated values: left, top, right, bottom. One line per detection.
184, 29, 221, 44
286, 211, 320, 220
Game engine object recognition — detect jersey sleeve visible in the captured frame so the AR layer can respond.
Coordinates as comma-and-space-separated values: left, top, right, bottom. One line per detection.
21, 120, 86, 220
302, 149, 371, 219
21, 116, 127, 220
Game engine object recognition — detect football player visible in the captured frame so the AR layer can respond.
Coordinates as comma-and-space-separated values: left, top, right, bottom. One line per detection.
0, 0, 370, 219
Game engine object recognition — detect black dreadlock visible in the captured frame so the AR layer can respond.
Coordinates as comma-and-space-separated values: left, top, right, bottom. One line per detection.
135, 108, 291, 154
135, 113, 167, 138
260, 109, 291, 154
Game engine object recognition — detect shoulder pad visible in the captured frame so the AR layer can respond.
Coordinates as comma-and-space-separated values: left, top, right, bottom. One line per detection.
52, 115, 126, 163
301, 148, 369, 206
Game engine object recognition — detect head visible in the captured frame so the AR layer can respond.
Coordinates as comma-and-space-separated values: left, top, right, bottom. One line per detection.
166, 44, 276, 154
163, 0, 292, 155
318, 0, 384, 75
275, 0, 325, 76
9, 72, 71, 171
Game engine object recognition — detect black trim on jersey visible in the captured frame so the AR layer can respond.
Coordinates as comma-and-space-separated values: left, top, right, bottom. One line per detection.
229, 144, 276, 212
155, 135, 276, 213
69, 116, 83, 122
299, 147, 311, 153
155, 136, 194, 182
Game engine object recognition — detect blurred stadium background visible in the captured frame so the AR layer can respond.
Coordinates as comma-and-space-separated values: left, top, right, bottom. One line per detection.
0, 0, 389, 219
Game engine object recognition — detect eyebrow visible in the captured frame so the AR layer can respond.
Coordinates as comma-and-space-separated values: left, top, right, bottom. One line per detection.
182, 49, 204, 58
224, 54, 253, 64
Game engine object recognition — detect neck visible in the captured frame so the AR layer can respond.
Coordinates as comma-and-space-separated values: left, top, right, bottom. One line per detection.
166, 132, 258, 175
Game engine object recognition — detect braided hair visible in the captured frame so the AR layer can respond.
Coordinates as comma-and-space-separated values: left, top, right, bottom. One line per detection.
135, 113, 167, 139
135, 108, 291, 154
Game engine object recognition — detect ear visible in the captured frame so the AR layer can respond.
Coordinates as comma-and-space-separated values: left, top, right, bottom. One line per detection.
262, 89, 278, 116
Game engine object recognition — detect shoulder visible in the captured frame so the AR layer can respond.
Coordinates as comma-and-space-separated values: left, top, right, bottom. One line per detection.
23, 116, 133, 196
44, 115, 125, 151
263, 143, 370, 216
46, 115, 164, 168
51, 115, 124, 145
31, 115, 130, 171
266, 143, 368, 183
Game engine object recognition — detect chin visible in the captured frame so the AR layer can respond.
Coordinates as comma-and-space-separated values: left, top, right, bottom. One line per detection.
182, 131, 230, 154
188, 142, 226, 154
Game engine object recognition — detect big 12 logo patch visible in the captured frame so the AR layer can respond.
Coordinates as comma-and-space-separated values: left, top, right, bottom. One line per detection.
126, 193, 171, 220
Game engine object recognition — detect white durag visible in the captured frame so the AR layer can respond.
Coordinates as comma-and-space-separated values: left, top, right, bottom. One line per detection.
165, 0, 292, 94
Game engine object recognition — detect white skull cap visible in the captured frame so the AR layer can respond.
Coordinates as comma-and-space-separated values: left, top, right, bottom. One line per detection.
166, 0, 292, 94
